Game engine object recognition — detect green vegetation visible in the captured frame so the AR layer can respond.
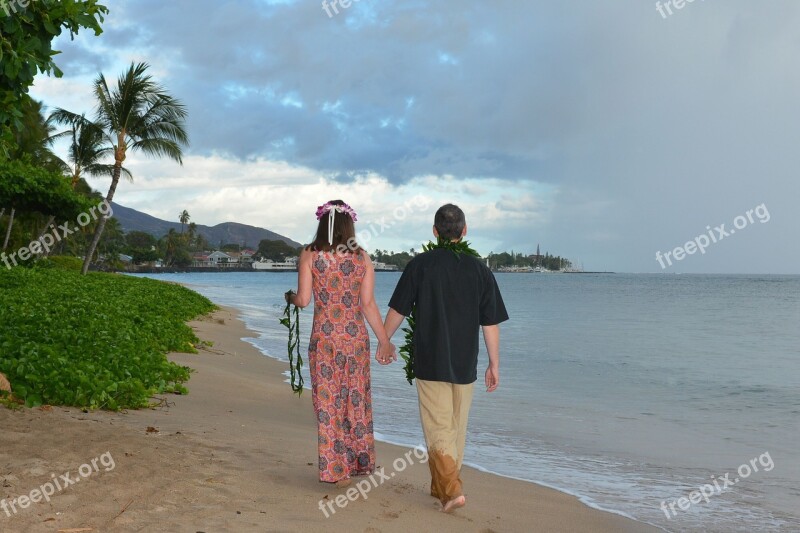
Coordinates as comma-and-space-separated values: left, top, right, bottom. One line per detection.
487, 250, 572, 271
0, 0, 107, 153
371, 247, 572, 271
35, 255, 84, 271
371, 249, 415, 270
0, 2, 214, 413
124, 231, 160, 264
0, 158, 91, 221
219, 243, 247, 253
257, 239, 300, 261
0, 266, 215, 410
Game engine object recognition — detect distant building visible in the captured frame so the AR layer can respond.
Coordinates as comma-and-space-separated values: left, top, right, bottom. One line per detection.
530, 243, 543, 266
191, 252, 211, 267
373, 261, 399, 271
226, 249, 256, 265
208, 251, 232, 265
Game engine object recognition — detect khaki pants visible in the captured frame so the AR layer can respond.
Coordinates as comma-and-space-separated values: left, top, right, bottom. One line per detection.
416, 378, 474, 504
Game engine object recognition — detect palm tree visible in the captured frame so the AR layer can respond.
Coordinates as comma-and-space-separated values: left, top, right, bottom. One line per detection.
77, 62, 188, 275
43, 112, 132, 254
48, 111, 132, 189
179, 209, 190, 233
1, 209, 13, 251
162, 228, 182, 266
187, 221, 198, 250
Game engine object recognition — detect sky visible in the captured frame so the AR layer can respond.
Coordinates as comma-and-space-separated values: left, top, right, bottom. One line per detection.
29, 0, 800, 273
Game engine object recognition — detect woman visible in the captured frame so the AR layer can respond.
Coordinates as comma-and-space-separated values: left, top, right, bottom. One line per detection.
287, 200, 395, 487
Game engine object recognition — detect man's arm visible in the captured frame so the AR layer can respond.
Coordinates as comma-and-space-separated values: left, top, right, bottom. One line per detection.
378, 307, 405, 365
482, 324, 500, 392
384, 258, 417, 363
382, 308, 406, 363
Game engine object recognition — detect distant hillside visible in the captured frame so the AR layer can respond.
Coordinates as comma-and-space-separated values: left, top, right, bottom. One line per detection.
110, 203, 302, 248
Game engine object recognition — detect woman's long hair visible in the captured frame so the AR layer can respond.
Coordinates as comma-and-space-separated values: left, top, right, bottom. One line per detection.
306, 200, 363, 253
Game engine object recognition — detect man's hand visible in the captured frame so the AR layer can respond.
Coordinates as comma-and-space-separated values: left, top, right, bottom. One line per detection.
376, 341, 397, 365
485, 364, 499, 392
481, 324, 500, 392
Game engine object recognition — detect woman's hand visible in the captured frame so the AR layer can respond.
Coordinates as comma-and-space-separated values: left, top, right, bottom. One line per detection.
376, 341, 397, 365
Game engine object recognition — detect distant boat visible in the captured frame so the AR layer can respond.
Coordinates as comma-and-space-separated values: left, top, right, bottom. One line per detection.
498, 265, 538, 273
252, 260, 297, 271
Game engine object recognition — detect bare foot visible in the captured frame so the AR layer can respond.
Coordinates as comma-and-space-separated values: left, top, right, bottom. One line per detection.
441, 495, 466, 513
336, 478, 352, 488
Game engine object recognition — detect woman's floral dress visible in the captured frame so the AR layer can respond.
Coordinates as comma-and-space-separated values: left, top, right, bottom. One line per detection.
308, 250, 375, 482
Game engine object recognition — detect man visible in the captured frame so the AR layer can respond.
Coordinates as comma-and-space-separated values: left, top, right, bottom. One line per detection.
380, 203, 508, 513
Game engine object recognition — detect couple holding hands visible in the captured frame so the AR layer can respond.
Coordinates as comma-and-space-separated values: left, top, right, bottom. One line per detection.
286, 200, 508, 512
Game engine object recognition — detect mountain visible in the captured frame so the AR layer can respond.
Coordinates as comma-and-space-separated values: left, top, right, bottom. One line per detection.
110, 203, 302, 248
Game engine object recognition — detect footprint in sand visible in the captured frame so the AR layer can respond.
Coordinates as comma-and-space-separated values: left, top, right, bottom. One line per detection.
392, 482, 413, 494
379, 510, 400, 520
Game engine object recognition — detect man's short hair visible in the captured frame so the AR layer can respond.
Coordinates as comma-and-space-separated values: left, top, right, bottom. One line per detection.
434, 204, 466, 240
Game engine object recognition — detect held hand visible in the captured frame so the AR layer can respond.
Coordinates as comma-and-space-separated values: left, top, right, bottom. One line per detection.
485, 365, 499, 392
376, 341, 397, 365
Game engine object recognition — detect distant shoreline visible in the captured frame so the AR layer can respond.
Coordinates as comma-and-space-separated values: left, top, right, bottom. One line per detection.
117, 267, 400, 274
118, 268, 615, 275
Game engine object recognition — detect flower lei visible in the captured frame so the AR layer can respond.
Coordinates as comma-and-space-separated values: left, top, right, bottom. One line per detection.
315, 202, 358, 221
315, 201, 358, 245
279, 290, 304, 396
399, 237, 480, 385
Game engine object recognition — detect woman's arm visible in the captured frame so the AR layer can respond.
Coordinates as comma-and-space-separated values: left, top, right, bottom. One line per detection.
359, 254, 394, 356
288, 249, 313, 308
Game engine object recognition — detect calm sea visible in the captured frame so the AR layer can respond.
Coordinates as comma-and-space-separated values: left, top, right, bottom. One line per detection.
132, 272, 800, 532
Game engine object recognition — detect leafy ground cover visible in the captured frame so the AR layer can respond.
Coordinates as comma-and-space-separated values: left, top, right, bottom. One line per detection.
0, 264, 215, 409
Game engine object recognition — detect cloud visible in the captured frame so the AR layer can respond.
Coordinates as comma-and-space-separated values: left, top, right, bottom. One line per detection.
28, 0, 800, 273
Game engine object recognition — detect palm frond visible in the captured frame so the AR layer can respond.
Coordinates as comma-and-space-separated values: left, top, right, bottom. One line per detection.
130, 138, 184, 164
85, 163, 134, 182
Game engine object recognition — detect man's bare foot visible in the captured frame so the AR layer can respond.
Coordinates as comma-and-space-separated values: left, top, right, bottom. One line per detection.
335, 478, 352, 488
441, 495, 466, 513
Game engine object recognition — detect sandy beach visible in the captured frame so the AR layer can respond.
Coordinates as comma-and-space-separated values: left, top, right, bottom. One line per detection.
1, 306, 660, 532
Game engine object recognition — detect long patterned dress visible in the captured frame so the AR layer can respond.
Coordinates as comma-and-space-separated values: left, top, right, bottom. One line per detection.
308, 250, 376, 482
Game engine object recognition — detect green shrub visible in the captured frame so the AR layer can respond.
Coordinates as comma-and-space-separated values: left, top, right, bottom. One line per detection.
0, 269, 216, 409
35, 255, 84, 271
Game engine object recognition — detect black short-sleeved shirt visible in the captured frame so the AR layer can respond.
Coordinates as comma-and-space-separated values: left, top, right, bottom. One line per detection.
389, 248, 509, 384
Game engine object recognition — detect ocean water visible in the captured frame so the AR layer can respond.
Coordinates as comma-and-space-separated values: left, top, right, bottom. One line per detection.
132, 272, 800, 532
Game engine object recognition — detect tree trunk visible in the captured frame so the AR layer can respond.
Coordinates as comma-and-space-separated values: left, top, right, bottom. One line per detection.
81, 164, 122, 275
2, 208, 15, 251
37, 215, 56, 257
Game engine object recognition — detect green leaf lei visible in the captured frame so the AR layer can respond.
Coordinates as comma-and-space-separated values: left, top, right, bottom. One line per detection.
399, 238, 480, 385
279, 291, 304, 396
